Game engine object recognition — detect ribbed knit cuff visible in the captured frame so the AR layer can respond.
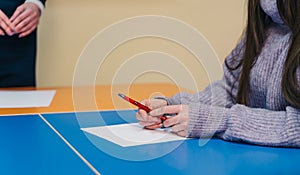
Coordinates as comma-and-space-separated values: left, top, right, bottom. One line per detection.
187, 103, 229, 138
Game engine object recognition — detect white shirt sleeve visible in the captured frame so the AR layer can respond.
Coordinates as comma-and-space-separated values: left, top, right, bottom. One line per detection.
25, 0, 45, 15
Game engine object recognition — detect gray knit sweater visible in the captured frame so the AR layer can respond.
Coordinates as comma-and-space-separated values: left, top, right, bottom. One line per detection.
164, 1, 300, 147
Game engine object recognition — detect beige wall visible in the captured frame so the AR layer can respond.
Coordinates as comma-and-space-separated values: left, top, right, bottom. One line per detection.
37, 0, 246, 91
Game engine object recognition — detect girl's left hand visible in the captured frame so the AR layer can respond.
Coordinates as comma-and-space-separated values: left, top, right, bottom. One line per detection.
150, 105, 189, 137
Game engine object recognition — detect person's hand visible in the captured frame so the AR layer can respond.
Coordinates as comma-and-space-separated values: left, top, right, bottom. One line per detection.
150, 105, 189, 137
136, 98, 189, 137
10, 2, 41, 38
136, 98, 168, 129
0, 10, 15, 36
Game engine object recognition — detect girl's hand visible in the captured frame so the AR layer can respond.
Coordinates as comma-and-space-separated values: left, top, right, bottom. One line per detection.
136, 98, 168, 129
150, 105, 189, 137
136, 98, 189, 137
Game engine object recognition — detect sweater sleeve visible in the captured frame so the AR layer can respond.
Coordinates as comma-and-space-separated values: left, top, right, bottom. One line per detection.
164, 36, 300, 147
187, 103, 300, 147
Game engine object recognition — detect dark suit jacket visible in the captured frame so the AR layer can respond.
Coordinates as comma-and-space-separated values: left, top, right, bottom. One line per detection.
0, 0, 46, 87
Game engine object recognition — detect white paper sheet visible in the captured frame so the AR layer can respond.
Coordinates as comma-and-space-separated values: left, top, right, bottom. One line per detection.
81, 123, 188, 147
0, 90, 56, 108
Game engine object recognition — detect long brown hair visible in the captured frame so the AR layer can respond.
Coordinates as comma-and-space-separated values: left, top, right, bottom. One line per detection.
228, 0, 300, 108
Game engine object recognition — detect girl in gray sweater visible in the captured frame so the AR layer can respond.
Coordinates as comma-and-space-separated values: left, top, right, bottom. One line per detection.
136, 0, 300, 147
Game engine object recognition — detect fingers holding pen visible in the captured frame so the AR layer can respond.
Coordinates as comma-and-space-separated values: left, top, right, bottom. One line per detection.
137, 108, 161, 123
136, 99, 165, 129
135, 98, 188, 131
136, 109, 162, 129
136, 99, 164, 122
136, 100, 161, 122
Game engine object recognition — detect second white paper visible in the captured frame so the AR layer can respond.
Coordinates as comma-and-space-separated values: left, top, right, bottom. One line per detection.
81, 123, 188, 147
0, 90, 56, 108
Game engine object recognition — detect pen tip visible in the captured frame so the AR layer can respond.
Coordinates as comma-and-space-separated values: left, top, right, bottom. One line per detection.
118, 93, 124, 98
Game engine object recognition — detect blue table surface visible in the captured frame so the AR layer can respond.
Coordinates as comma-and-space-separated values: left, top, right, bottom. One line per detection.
41, 110, 300, 175
0, 114, 95, 175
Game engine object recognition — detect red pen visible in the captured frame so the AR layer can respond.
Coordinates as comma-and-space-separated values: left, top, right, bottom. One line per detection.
118, 93, 167, 123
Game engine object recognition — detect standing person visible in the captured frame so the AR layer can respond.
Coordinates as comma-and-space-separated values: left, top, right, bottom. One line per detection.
136, 0, 300, 147
0, 0, 46, 87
